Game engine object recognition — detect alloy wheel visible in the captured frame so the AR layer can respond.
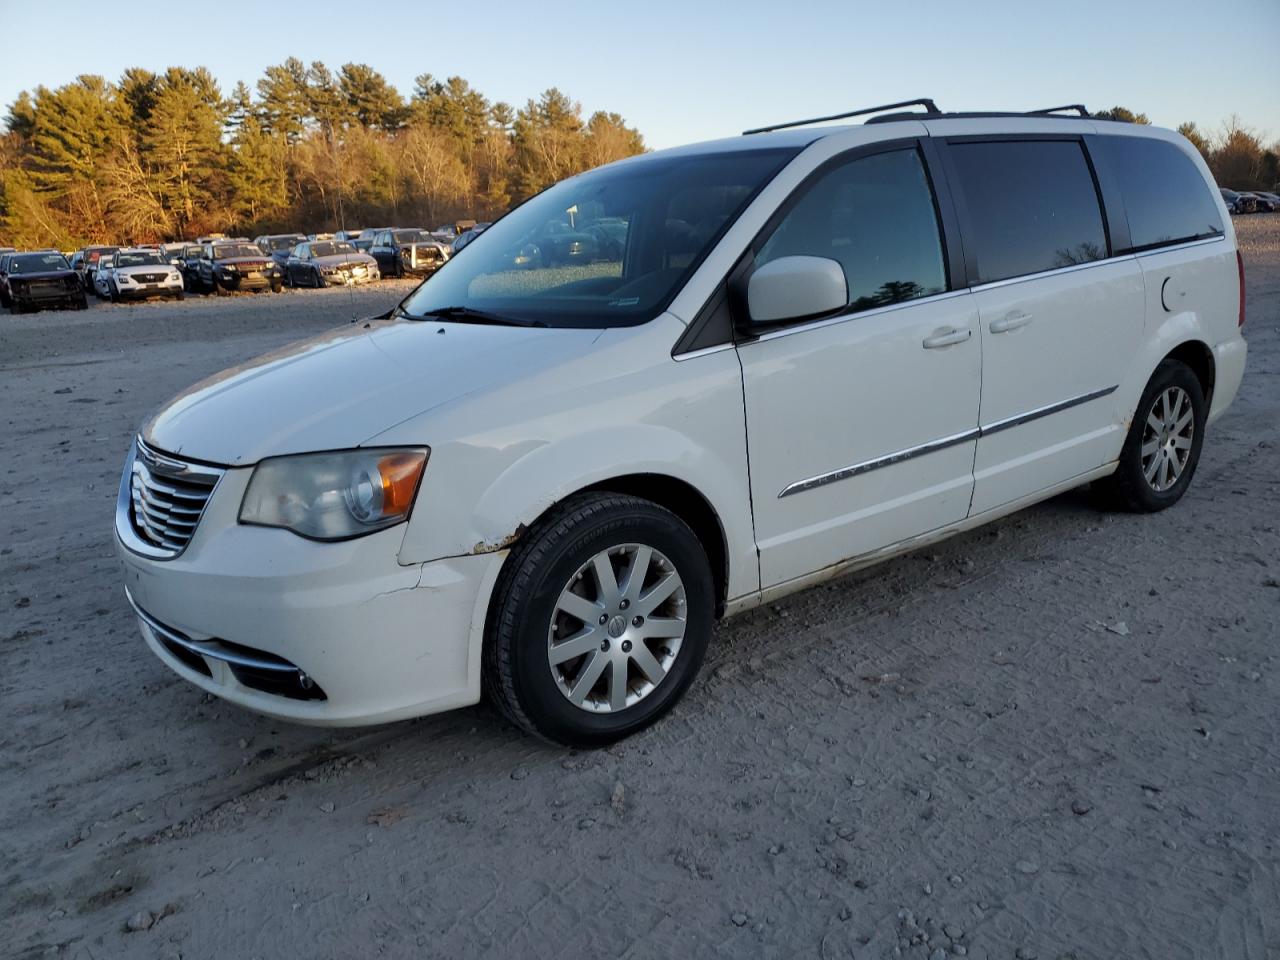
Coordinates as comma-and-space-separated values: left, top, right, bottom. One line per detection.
547, 543, 687, 713
1141, 385, 1194, 492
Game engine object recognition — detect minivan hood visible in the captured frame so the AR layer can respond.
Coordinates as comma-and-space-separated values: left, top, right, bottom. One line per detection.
142, 318, 604, 466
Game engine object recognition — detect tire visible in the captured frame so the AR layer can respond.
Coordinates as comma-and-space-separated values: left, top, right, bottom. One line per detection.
1096, 359, 1206, 512
107, 281, 118, 304
270, 281, 282, 293
483, 492, 714, 747
76, 294, 88, 310
213, 276, 229, 297
312, 268, 323, 288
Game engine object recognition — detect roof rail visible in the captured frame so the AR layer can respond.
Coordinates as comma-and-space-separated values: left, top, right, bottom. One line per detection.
743, 98, 940, 135
1029, 104, 1090, 117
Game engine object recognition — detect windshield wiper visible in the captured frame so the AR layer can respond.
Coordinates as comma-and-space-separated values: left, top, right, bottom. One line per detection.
417, 305, 546, 328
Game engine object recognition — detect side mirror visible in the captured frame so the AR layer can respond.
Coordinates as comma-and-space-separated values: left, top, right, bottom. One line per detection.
746, 256, 847, 325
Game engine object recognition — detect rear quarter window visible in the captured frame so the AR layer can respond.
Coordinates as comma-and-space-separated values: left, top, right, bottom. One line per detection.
1098, 136, 1224, 252
947, 139, 1109, 284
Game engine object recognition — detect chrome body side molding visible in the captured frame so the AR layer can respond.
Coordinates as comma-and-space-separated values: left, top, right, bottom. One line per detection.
779, 384, 1119, 498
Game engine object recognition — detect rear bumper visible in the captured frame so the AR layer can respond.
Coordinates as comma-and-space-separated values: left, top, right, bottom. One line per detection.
1208, 335, 1247, 425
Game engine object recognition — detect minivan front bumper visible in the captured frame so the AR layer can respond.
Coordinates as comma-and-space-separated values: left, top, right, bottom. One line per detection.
115, 462, 502, 726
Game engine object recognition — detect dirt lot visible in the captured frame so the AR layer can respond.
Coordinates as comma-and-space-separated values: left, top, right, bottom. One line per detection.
2, 222, 1278, 960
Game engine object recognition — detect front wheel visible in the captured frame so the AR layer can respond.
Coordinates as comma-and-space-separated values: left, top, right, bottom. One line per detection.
1096, 359, 1206, 512
483, 493, 714, 747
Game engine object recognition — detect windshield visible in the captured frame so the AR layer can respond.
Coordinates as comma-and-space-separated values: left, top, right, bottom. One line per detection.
212, 244, 264, 259
394, 230, 433, 243
400, 148, 797, 328
265, 236, 303, 251
10, 252, 70, 273
116, 252, 162, 268
311, 241, 357, 257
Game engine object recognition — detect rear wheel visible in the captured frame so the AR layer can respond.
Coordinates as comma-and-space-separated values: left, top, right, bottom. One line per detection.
484, 493, 714, 747
1096, 359, 1206, 512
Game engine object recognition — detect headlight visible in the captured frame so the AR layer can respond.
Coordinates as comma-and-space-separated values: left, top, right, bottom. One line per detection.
221, 265, 238, 273
239, 448, 428, 540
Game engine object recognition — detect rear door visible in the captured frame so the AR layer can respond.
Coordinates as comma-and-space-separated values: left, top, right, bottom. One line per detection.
936, 135, 1145, 515
736, 141, 981, 589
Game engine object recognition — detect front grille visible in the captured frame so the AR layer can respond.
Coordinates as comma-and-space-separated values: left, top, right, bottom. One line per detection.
128, 438, 222, 557
133, 272, 166, 283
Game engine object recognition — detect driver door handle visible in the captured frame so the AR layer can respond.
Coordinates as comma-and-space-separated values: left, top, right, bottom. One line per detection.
989, 311, 1033, 333
922, 326, 972, 349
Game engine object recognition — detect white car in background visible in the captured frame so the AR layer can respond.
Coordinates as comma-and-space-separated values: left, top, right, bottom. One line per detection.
102, 248, 184, 302
92, 257, 115, 299
116, 101, 1247, 746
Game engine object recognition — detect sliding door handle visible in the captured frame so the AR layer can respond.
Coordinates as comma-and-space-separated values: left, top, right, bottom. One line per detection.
990, 311, 1033, 334
922, 326, 972, 349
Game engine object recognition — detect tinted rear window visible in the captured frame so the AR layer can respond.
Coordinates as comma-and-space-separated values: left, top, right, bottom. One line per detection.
1100, 136, 1223, 251
949, 140, 1108, 284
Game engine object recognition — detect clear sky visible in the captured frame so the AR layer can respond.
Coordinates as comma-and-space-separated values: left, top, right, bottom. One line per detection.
2, 0, 1277, 149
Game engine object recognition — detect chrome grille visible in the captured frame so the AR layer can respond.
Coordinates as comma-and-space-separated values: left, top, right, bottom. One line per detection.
124, 438, 223, 558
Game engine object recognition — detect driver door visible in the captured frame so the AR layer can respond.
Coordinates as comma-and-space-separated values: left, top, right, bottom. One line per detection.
736, 142, 982, 589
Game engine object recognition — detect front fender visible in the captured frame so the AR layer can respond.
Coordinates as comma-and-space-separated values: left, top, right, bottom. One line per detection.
388, 319, 758, 602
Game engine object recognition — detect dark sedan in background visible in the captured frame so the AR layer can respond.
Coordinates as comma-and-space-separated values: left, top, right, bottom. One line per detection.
368, 228, 450, 278
284, 240, 380, 287
254, 234, 308, 268
1, 251, 87, 313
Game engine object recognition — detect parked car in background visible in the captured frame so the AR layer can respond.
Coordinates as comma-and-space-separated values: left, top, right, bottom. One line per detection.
451, 223, 491, 254
190, 241, 283, 295
284, 239, 380, 287
352, 228, 391, 252
368, 228, 450, 278
1220, 188, 1256, 214
307, 233, 336, 242
582, 217, 628, 259
1241, 191, 1278, 213
0, 252, 16, 306
3, 250, 86, 312
93, 257, 115, 299
529, 219, 598, 266
101, 248, 184, 302
335, 229, 365, 244
254, 234, 309, 268
172, 245, 205, 291
75, 245, 120, 295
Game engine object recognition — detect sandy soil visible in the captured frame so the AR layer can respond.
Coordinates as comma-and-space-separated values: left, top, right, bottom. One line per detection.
1, 222, 1277, 960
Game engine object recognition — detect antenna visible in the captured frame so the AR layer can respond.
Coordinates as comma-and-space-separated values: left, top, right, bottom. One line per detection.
743, 99, 940, 135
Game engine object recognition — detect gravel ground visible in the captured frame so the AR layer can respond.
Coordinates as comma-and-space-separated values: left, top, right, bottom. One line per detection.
2, 218, 1278, 960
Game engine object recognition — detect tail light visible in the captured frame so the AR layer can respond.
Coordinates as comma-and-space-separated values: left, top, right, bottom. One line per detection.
1236, 250, 1246, 328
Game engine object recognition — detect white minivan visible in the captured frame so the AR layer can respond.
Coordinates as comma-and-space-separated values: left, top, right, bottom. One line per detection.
116, 101, 1248, 746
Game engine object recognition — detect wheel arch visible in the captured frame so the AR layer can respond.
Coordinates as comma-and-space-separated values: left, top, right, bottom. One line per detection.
575, 473, 731, 618
1162, 338, 1215, 406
